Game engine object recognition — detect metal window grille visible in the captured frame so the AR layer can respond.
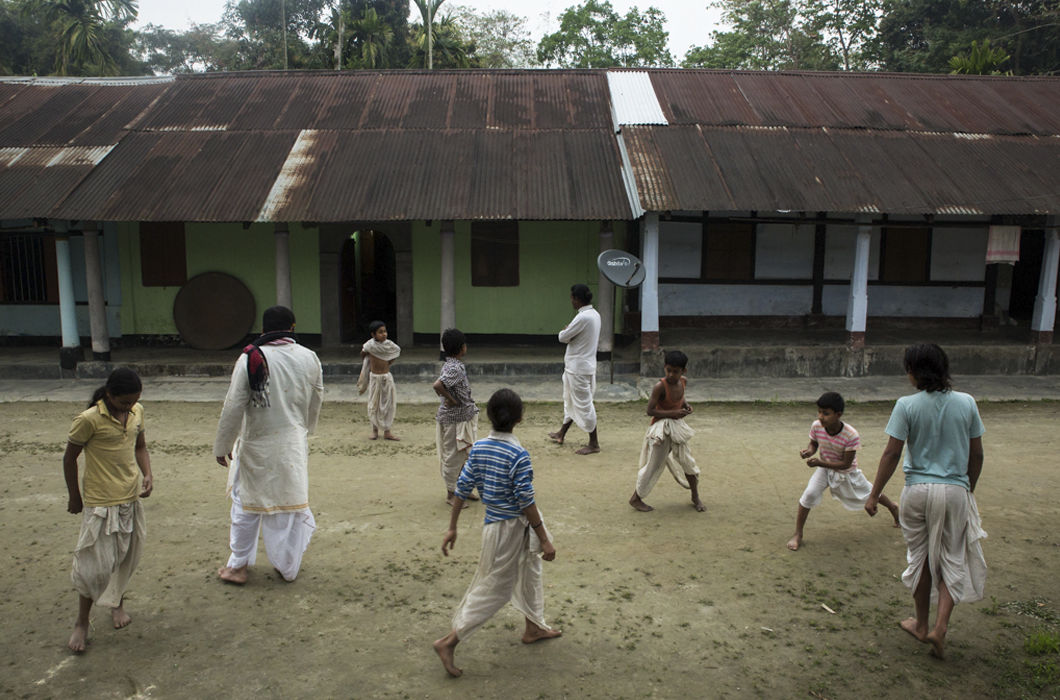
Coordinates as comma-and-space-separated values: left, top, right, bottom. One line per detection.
0, 235, 49, 303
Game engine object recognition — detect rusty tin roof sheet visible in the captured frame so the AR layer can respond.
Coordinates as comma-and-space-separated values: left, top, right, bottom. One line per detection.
1, 70, 1058, 221
629, 70, 1060, 214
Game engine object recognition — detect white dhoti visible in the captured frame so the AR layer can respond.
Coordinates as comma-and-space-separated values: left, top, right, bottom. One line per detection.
562, 371, 597, 433
227, 480, 315, 581
900, 483, 987, 605
451, 516, 552, 640
71, 501, 145, 608
799, 467, 873, 510
367, 372, 397, 431
635, 418, 699, 498
437, 416, 478, 492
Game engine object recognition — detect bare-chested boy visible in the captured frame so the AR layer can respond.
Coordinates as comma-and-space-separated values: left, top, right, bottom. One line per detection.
629, 350, 704, 513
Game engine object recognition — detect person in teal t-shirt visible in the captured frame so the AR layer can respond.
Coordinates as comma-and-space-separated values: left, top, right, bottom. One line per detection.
866, 343, 986, 660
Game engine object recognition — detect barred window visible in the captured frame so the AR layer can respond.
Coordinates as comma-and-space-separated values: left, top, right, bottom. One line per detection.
0, 234, 57, 303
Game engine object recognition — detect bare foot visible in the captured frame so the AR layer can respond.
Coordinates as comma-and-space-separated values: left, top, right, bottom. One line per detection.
432, 637, 462, 677
786, 533, 802, 551
692, 497, 706, 512
369, 432, 378, 441
629, 492, 654, 512
111, 604, 132, 629
899, 617, 928, 643
574, 445, 600, 455
548, 431, 564, 445
465, 491, 480, 501
522, 626, 562, 644
68, 623, 89, 653
218, 565, 248, 585
925, 630, 946, 659
384, 432, 400, 441
445, 496, 470, 509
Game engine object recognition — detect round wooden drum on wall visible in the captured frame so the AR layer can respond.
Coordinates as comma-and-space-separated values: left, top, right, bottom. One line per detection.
173, 272, 256, 350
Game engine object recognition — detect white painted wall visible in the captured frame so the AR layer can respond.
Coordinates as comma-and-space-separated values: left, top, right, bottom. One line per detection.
756, 223, 814, 278
822, 285, 983, 317
660, 284, 813, 315
658, 220, 987, 318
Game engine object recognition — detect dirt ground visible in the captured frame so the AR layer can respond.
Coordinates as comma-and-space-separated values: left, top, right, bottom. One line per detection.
1, 397, 1058, 699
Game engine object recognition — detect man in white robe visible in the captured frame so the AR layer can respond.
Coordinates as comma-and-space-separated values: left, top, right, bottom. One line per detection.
214, 306, 323, 584
549, 283, 602, 455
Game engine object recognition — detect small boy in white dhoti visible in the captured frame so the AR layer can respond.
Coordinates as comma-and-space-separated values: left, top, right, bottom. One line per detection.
433, 389, 561, 678
360, 320, 401, 440
866, 343, 987, 660
787, 391, 900, 551
63, 368, 154, 653
629, 350, 704, 512
433, 328, 479, 506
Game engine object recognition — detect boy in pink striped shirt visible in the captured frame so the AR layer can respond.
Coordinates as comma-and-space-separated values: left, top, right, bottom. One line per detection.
787, 392, 900, 551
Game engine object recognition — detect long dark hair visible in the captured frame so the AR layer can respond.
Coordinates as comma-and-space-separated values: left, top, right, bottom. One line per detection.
89, 367, 142, 408
904, 343, 952, 393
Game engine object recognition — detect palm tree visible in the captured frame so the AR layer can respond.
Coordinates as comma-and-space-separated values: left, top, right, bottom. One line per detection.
350, 7, 392, 68
410, 13, 468, 68
411, 0, 444, 69
24, 0, 137, 75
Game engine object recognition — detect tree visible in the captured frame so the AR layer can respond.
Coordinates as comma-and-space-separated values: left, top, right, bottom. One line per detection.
409, 11, 471, 67
345, 0, 411, 66
136, 22, 242, 73
348, 6, 392, 67
20, 0, 145, 75
874, 0, 1060, 75
220, 0, 334, 70
949, 37, 1010, 74
805, 0, 882, 70
682, 0, 836, 70
449, 4, 536, 68
536, 0, 673, 68
411, 0, 444, 68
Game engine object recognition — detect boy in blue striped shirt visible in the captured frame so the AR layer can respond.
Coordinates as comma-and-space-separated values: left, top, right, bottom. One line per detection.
433, 389, 561, 677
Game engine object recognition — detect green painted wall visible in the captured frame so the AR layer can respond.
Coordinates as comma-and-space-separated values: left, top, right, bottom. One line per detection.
412, 220, 629, 335
119, 222, 321, 335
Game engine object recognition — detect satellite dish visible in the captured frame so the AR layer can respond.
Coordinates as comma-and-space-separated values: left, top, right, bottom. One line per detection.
597, 249, 645, 288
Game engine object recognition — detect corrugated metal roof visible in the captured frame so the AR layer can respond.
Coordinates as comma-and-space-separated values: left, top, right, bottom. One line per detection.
624, 125, 1060, 215
607, 71, 668, 127
648, 70, 1060, 136
1, 70, 1058, 222
3, 71, 631, 222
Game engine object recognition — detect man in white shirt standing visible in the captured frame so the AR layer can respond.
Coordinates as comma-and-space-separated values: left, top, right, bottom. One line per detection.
214, 306, 324, 584
549, 284, 602, 455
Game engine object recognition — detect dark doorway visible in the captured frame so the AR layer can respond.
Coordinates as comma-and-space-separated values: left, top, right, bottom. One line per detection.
339, 230, 397, 343
1009, 230, 1044, 321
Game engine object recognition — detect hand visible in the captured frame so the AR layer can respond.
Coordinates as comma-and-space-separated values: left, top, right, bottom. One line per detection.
67, 492, 83, 514
806, 457, 821, 468
540, 539, 557, 562
215, 454, 230, 467
683, 404, 693, 414
441, 529, 457, 556
140, 473, 153, 498
865, 495, 879, 517
799, 448, 813, 459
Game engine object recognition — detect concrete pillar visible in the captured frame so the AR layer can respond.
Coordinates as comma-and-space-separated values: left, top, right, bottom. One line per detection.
275, 223, 292, 308
845, 217, 872, 349
1031, 223, 1059, 345
640, 213, 660, 351
597, 223, 615, 354
82, 223, 110, 360
439, 220, 455, 359
55, 232, 82, 369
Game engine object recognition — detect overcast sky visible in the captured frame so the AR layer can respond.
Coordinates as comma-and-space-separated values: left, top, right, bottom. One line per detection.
133, 0, 724, 62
